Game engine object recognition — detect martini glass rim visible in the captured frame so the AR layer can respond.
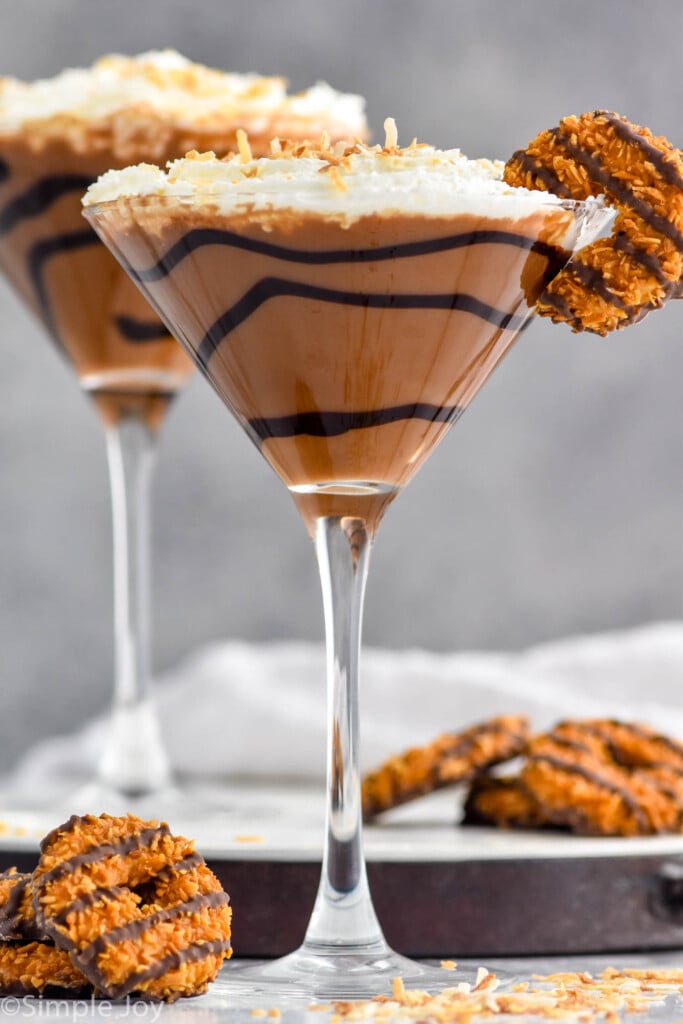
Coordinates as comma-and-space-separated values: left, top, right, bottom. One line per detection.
83, 190, 608, 218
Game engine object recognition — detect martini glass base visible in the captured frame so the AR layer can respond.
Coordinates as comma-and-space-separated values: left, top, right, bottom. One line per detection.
214, 943, 512, 1002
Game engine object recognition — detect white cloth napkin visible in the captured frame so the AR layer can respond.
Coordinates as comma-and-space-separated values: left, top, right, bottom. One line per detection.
6, 621, 683, 789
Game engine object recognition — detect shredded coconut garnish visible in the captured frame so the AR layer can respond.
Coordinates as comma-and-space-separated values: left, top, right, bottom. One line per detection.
384, 117, 398, 150
82, 121, 598, 239
236, 128, 253, 164
84, 121, 579, 227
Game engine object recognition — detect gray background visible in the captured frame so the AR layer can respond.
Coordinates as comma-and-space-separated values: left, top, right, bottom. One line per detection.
0, 0, 681, 771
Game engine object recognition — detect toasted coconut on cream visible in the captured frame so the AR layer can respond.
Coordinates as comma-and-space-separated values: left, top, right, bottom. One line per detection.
83, 127, 591, 224
0, 51, 367, 160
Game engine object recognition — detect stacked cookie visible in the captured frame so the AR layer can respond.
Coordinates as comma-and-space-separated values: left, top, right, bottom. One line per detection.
0, 814, 232, 1001
362, 717, 683, 837
466, 720, 683, 837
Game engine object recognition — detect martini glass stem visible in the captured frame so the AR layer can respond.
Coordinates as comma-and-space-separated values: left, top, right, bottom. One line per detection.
97, 416, 172, 796
303, 514, 387, 955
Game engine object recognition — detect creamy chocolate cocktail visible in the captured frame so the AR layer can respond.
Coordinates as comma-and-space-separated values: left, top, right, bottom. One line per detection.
83, 126, 609, 996
0, 51, 366, 427
84, 130, 598, 529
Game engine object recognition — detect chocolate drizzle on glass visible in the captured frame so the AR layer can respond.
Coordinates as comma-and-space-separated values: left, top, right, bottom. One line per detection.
0, 169, 190, 392
0, 174, 91, 237
115, 223, 568, 445
248, 403, 465, 442
27, 228, 99, 343
126, 225, 564, 283
114, 314, 173, 342
196, 277, 531, 367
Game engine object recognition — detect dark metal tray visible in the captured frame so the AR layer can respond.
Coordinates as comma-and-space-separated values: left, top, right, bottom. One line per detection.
3, 786, 683, 958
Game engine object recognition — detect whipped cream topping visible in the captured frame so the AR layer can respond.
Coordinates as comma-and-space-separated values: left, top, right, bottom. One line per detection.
0, 51, 366, 138
83, 137, 574, 220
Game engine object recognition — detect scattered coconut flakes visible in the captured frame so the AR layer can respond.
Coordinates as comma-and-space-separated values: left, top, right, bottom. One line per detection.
384, 116, 398, 149
474, 968, 491, 990
322, 967, 683, 1022
236, 127, 253, 163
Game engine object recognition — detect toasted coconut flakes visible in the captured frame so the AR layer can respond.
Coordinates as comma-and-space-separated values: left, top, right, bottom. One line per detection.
384, 117, 398, 150
236, 127, 253, 163
323, 966, 683, 1022
329, 165, 348, 192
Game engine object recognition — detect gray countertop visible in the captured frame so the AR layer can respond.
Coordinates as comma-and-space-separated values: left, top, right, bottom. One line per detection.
3, 953, 683, 1023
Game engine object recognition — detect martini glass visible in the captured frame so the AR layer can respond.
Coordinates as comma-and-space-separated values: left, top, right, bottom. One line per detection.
0, 145, 196, 811
85, 184, 607, 997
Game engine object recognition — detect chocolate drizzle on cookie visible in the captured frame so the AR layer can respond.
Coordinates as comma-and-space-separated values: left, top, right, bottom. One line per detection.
362, 715, 530, 819
82, 891, 229, 963
503, 110, 683, 334
0, 873, 30, 937
613, 232, 670, 286
112, 937, 232, 1000
563, 258, 631, 312
38, 824, 172, 887
32, 814, 232, 1002
601, 111, 683, 190
51, 885, 129, 928
550, 125, 683, 253
507, 148, 574, 199
525, 751, 652, 834
0, 872, 45, 941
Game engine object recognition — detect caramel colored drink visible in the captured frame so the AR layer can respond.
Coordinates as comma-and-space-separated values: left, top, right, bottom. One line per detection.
0, 53, 366, 428
0, 138, 193, 428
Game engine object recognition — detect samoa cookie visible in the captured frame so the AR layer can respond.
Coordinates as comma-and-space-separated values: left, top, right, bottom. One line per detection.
33, 814, 232, 1001
0, 941, 91, 998
0, 870, 47, 942
362, 715, 530, 820
504, 111, 683, 334
461, 774, 550, 830
521, 734, 683, 836
552, 719, 683, 771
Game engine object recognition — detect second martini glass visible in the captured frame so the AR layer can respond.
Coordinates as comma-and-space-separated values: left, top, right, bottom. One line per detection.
84, 137, 608, 997
0, 52, 367, 814
0, 141, 193, 807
